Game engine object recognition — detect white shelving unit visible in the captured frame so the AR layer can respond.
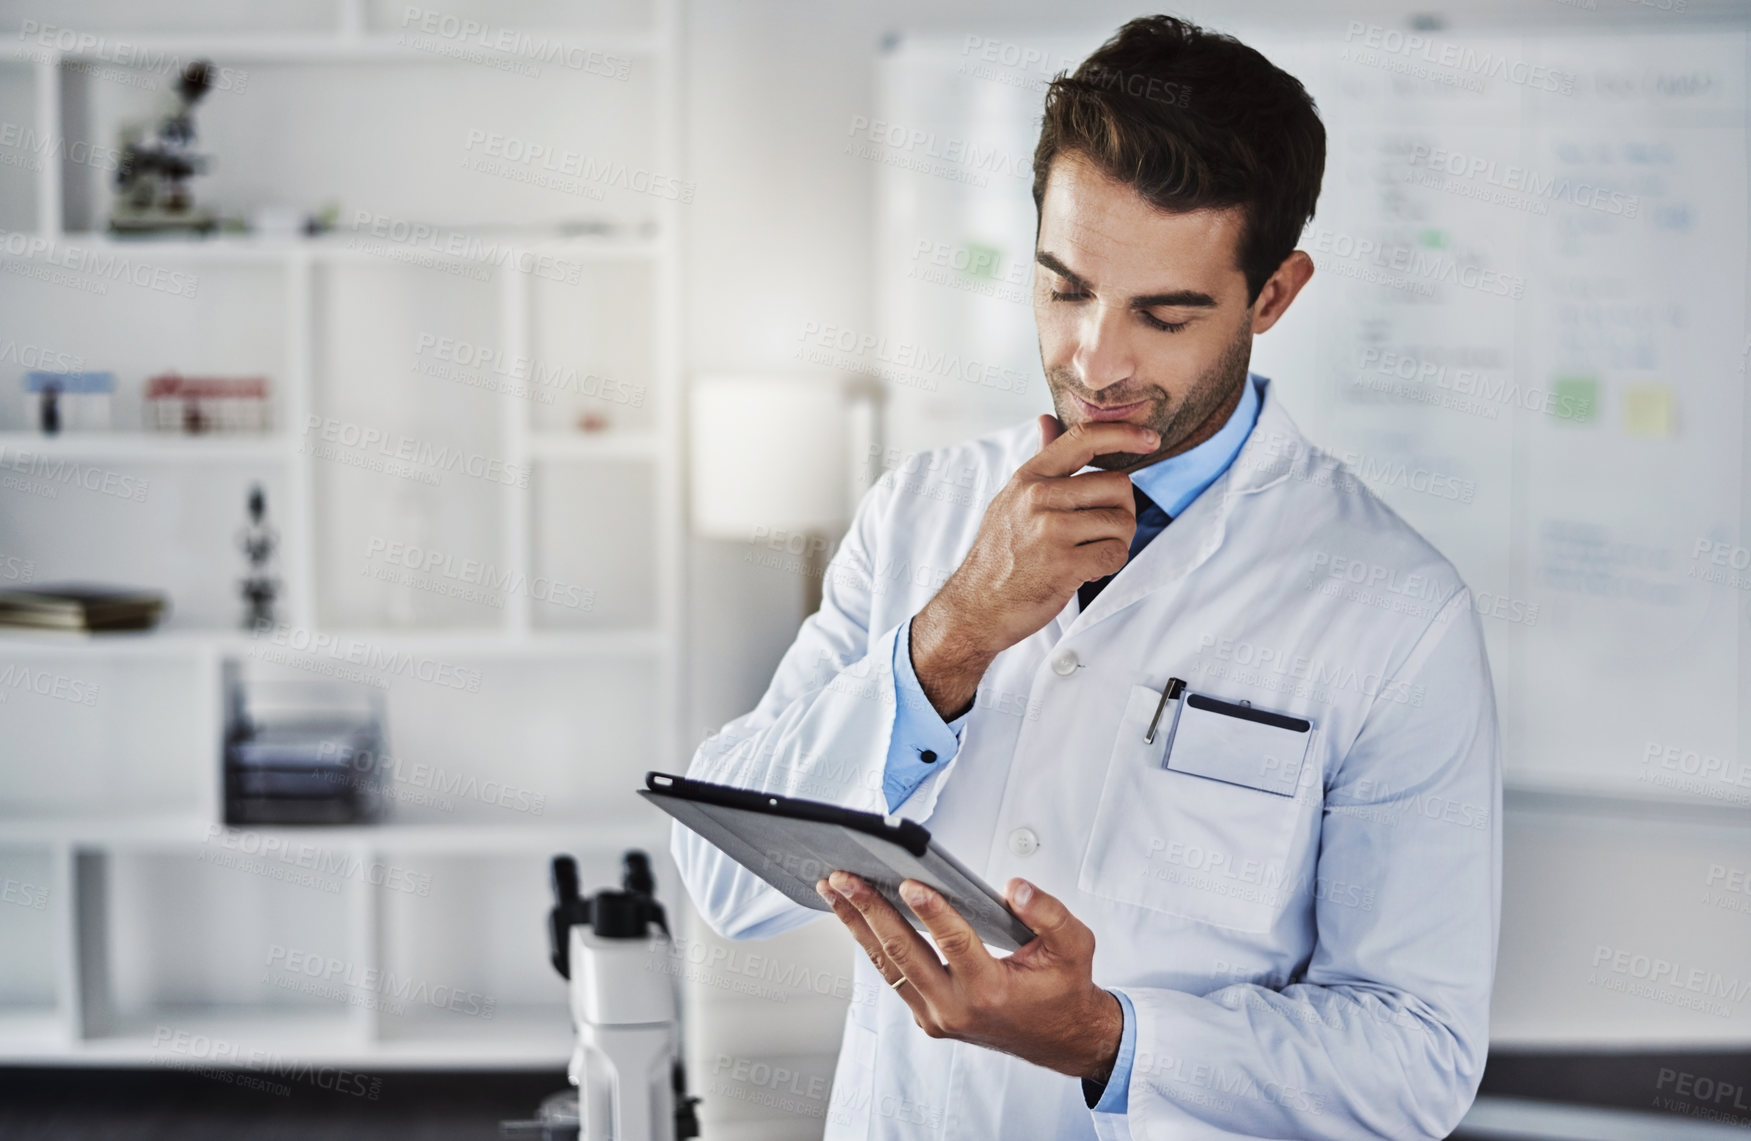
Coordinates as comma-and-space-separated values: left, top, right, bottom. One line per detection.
0, 0, 684, 1068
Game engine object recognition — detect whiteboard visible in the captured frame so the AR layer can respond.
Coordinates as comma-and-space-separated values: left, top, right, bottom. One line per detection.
872, 27, 1749, 805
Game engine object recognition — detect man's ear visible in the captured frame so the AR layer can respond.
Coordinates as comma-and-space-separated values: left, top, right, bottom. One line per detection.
1249, 250, 1315, 335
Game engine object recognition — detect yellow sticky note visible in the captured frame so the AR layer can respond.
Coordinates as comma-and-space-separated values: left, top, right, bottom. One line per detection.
1622, 384, 1675, 438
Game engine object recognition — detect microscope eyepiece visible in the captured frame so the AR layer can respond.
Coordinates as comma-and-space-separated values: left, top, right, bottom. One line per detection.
547, 855, 590, 978
622, 850, 655, 897
551, 855, 582, 904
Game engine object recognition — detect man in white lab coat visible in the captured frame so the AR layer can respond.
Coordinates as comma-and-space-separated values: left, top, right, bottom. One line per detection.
674, 14, 1500, 1141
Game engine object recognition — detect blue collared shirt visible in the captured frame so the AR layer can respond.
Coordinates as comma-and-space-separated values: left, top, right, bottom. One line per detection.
879, 373, 1264, 1112
1127, 368, 1260, 520
1090, 990, 1138, 1112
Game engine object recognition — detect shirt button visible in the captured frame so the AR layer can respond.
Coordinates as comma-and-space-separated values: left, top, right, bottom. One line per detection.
919, 750, 937, 764
1051, 651, 1079, 676
1008, 827, 1039, 856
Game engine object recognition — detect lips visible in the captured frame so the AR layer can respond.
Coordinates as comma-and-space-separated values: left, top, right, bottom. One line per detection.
1074, 396, 1150, 422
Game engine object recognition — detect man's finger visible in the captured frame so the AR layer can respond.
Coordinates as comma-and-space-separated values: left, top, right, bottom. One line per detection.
1071, 538, 1131, 584
818, 876, 880, 951
819, 875, 906, 970
1004, 878, 1094, 960
1031, 470, 1135, 513
829, 871, 948, 1001
1024, 420, 1158, 479
897, 880, 998, 982
818, 878, 931, 1011
1038, 413, 1064, 451
1042, 506, 1137, 549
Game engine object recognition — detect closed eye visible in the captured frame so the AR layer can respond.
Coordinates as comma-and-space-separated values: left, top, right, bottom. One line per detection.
1049, 284, 1190, 333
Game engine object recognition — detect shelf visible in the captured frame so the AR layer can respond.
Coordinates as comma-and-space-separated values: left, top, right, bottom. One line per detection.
0, 0, 686, 1075
0, 1004, 571, 1068
0, 234, 298, 265
0, 433, 290, 462
0, 814, 669, 852
311, 232, 668, 263
528, 432, 658, 460
0, 813, 214, 846
0, 232, 666, 264
286, 628, 672, 658
371, 1005, 572, 1066
0, 627, 669, 659
0, 1010, 66, 1053
0, 630, 245, 658
0, 31, 663, 65
79, 1006, 360, 1065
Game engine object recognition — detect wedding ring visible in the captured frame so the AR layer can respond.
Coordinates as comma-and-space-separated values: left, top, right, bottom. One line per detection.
889, 975, 908, 990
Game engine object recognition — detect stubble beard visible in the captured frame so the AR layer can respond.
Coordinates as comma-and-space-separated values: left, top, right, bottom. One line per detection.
1045, 317, 1254, 472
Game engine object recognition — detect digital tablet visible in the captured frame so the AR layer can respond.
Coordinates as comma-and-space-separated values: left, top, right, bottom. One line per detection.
640, 771, 1036, 953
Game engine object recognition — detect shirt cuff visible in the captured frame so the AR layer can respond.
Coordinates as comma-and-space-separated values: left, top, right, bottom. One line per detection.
881, 617, 967, 812
1083, 989, 1137, 1114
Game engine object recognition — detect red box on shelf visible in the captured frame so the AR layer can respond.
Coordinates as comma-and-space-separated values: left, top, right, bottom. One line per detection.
144, 373, 273, 434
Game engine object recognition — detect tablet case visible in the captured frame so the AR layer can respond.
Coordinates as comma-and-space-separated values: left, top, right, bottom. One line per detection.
640, 771, 1036, 952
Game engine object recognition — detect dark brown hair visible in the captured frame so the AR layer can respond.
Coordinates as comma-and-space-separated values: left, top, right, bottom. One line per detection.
1032, 15, 1326, 303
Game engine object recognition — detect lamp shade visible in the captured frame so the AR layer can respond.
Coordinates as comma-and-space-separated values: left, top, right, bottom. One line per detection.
690, 374, 848, 539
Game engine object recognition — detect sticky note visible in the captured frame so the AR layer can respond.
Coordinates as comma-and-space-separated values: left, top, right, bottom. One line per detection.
960, 242, 1003, 280
1622, 383, 1675, 438
1551, 375, 1598, 423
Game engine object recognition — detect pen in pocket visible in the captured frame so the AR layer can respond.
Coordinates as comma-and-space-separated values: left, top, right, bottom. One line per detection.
1144, 676, 1187, 744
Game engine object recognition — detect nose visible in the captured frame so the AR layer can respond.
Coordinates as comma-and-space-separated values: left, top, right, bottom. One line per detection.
1071, 299, 1139, 398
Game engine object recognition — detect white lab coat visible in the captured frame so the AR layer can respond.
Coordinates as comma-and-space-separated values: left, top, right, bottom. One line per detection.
673, 378, 1501, 1141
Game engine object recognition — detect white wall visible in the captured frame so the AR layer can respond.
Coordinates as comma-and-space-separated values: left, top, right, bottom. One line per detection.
678, 4, 886, 1134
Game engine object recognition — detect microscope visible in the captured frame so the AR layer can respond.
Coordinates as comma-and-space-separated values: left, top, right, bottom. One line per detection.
110, 60, 218, 235
504, 851, 700, 1141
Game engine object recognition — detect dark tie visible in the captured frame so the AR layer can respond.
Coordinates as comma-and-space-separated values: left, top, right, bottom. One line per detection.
1078, 485, 1171, 611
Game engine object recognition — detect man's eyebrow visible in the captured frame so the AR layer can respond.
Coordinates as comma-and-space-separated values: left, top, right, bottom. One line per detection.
1035, 249, 1218, 309
1131, 289, 1218, 309
1035, 250, 1089, 290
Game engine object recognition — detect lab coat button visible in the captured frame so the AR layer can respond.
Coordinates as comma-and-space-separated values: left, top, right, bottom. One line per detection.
1008, 827, 1039, 856
1051, 651, 1079, 676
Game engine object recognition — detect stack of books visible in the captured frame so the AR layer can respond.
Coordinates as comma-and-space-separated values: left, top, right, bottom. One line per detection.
223, 671, 385, 826
228, 720, 385, 826
0, 585, 168, 633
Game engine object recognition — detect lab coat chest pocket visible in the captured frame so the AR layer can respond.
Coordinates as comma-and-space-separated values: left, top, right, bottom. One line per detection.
1078, 684, 1309, 933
